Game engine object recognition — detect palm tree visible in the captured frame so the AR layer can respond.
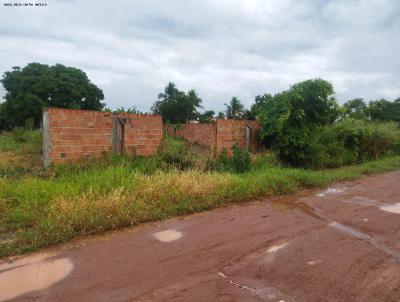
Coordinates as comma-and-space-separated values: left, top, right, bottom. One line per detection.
225, 97, 245, 119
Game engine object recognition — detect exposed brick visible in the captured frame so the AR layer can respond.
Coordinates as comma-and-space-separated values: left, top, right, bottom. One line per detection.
43, 108, 163, 165
166, 119, 261, 157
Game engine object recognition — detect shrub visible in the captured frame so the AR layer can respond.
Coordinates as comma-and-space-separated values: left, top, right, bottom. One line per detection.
333, 119, 400, 161
231, 143, 251, 173
258, 79, 400, 168
296, 120, 400, 169
207, 144, 251, 173
258, 79, 340, 168
159, 137, 195, 170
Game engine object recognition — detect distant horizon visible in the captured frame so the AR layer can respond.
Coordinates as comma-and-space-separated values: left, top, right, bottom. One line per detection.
1, 1, 399, 113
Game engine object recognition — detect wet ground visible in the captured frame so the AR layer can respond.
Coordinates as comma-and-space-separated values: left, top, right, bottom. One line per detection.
1, 170, 400, 301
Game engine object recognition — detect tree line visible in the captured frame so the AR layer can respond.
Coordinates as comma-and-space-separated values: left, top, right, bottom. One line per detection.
0, 63, 399, 130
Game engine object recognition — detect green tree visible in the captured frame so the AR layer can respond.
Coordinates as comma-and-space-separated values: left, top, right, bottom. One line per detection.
243, 109, 256, 120
252, 94, 272, 117
198, 110, 215, 123
217, 111, 225, 119
342, 98, 368, 119
288, 79, 338, 127
258, 78, 340, 167
114, 106, 141, 114
225, 97, 245, 119
0, 63, 104, 129
368, 98, 400, 122
152, 82, 202, 123
394, 98, 400, 122
243, 93, 274, 120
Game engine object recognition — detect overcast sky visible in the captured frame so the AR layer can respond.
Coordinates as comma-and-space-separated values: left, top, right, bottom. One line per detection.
1, 0, 399, 112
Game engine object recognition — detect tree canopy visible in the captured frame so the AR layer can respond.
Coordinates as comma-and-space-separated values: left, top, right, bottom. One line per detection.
152, 83, 202, 123
368, 98, 400, 122
258, 78, 340, 166
342, 98, 368, 120
198, 110, 215, 123
339, 98, 400, 122
225, 97, 245, 119
0, 63, 104, 129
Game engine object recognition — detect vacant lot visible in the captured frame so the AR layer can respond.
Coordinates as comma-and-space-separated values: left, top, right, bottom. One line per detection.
1, 129, 400, 257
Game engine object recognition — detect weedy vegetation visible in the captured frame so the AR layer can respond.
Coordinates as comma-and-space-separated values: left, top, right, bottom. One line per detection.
1, 128, 400, 257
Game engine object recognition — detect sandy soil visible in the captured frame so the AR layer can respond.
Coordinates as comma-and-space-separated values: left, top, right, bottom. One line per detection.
1, 170, 400, 302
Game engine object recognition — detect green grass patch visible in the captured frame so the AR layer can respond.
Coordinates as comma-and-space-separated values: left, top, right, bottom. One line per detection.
1, 129, 400, 257
0, 128, 42, 178
1, 151, 400, 257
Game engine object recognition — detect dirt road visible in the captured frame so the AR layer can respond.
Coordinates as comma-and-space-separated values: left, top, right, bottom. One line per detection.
1, 170, 400, 301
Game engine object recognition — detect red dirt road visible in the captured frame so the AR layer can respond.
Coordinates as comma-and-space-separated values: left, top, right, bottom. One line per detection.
2, 171, 400, 301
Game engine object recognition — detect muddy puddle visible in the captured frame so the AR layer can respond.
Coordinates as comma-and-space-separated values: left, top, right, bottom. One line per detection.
271, 195, 323, 220
379, 202, 400, 214
153, 229, 183, 242
307, 260, 322, 266
266, 242, 289, 254
329, 222, 370, 240
316, 186, 346, 197
0, 253, 74, 301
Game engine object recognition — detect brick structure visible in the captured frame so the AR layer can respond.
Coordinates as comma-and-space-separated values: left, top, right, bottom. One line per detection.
168, 123, 217, 146
215, 119, 261, 156
166, 119, 261, 156
42, 108, 163, 166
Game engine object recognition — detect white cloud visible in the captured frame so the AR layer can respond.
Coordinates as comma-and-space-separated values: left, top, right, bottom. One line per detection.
0, 0, 399, 112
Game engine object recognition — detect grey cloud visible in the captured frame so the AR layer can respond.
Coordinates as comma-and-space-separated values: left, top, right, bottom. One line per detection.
0, 0, 399, 113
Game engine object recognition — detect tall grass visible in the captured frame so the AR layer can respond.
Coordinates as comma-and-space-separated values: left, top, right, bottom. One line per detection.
1, 129, 400, 257
0, 128, 42, 178
1, 151, 400, 257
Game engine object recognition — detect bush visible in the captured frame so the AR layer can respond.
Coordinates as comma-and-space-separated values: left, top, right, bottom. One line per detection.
258, 79, 400, 168
231, 144, 251, 173
258, 78, 340, 168
294, 120, 400, 169
207, 144, 251, 173
333, 119, 400, 161
159, 137, 195, 170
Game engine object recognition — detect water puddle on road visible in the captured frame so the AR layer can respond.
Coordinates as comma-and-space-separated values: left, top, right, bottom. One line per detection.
272, 197, 323, 220
0, 255, 74, 302
344, 196, 378, 206
307, 260, 323, 266
329, 222, 370, 240
264, 242, 290, 263
316, 187, 346, 197
153, 229, 183, 242
380, 203, 400, 214
266, 242, 289, 254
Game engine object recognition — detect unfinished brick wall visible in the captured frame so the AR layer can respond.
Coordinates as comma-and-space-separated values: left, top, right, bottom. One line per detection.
168, 123, 216, 147
166, 119, 261, 156
42, 108, 162, 166
215, 119, 261, 156
115, 112, 163, 156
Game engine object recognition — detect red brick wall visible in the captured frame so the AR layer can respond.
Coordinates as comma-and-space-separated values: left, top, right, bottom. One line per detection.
166, 125, 175, 137
215, 119, 261, 156
43, 108, 162, 166
172, 123, 216, 147
117, 112, 163, 156
165, 120, 261, 157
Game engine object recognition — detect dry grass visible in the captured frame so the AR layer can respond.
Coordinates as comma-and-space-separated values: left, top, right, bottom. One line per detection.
1, 129, 400, 257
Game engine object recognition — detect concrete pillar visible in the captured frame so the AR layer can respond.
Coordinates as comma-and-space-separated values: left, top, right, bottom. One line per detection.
112, 113, 118, 154
245, 123, 252, 152
42, 108, 51, 167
